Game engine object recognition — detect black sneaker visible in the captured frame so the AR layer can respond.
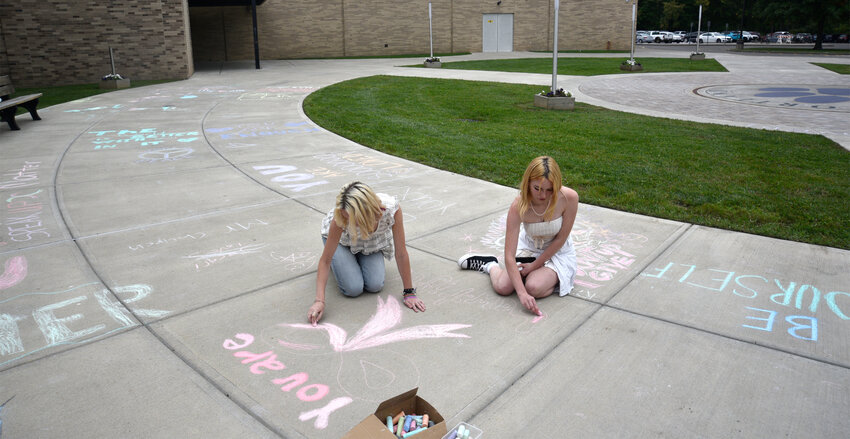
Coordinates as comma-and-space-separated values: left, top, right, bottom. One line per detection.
457, 253, 498, 272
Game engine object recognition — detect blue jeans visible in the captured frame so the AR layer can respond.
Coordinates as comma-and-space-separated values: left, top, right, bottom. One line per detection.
323, 238, 385, 297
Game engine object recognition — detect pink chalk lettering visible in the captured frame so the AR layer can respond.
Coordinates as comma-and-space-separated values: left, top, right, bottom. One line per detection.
272, 372, 309, 391
297, 384, 329, 402
223, 333, 254, 350
233, 350, 286, 374
223, 332, 352, 430
298, 397, 354, 430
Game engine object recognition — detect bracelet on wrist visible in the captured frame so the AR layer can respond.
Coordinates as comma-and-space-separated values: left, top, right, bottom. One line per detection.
314, 299, 325, 304
402, 288, 416, 298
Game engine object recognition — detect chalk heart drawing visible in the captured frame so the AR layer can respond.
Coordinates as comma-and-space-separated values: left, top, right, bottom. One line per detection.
269, 295, 471, 401
0, 256, 27, 290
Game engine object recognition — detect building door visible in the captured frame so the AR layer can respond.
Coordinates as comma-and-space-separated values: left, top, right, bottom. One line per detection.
482, 14, 513, 52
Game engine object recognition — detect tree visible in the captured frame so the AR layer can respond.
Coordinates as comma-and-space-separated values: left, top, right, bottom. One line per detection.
637, 0, 850, 47
750, 0, 849, 49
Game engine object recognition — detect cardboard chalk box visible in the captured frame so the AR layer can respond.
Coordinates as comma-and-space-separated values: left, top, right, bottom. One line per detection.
343, 388, 447, 438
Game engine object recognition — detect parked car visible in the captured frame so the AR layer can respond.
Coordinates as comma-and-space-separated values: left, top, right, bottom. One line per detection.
838, 34, 848, 43
635, 30, 650, 43
698, 32, 731, 43
748, 31, 761, 41
684, 31, 700, 43
767, 31, 792, 43
727, 31, 757, 42
672, 31, 687, 42
794, 33, 813, 43
643, 31, 672, 43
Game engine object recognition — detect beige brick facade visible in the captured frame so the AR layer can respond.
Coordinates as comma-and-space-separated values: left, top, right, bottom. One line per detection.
0, 1, 630, 87
190, 0, 633, 60
0, 0, 194, 87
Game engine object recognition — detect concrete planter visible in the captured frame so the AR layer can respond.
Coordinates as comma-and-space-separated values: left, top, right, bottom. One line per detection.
690, 53, 706, 60
620, 63, 643, 71
100, 78, 131, 89
424, 61, 442, 68
534, 94, 575, 110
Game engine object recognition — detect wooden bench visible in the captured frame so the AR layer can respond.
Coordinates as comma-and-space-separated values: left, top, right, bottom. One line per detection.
0, 75, 43, 131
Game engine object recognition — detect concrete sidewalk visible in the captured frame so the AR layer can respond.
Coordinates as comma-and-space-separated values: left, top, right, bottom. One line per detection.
0, 49, 848, 438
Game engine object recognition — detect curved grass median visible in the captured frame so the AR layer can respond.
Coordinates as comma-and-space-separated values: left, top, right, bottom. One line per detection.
303, 75, 850, 250
812, 63, 850, 74
430, 57, 727, 75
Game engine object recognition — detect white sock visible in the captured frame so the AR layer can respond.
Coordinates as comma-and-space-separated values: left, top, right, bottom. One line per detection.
483, 261, 497, 274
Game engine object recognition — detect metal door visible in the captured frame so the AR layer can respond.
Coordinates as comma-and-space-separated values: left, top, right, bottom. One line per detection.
482, 14, 513, 52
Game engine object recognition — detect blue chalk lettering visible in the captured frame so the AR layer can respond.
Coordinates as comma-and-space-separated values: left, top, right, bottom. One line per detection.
641, 262, 674, 279
686, 269, 734, 292
678, 264, 696, 283
785, 315, 817, 341
733, 274, 767, 298
794, 285, 820, 313
771, 280, 796, 307
743, 307, 776, 331
825, 291, 849, 320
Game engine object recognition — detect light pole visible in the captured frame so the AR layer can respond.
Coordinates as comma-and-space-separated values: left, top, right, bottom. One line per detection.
628, 0, 637, 64
695, 5, 703, 54
551, 0, 560, 93
429, 2, 434, 59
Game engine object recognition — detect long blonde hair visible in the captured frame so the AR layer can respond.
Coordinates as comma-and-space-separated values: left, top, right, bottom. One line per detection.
333, 181, 383, 243
518, 156, 562, 221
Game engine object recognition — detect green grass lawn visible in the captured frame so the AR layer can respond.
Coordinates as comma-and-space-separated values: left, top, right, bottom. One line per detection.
304, 75, 850, 250
12, 79, 178, 114
427, 57, 727, 75
811, 62, 850, 74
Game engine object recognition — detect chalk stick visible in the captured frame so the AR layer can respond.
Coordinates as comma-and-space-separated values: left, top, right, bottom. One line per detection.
457, 425, 466, 436
462, 429, 470, 439
404, 415, 414, 431
445, 431, 458, 439
402, 427, 428, 438
387, 415, 393, 431
396, 417, 404, 436
393, 411, 406, 424
421, 414, 429, 427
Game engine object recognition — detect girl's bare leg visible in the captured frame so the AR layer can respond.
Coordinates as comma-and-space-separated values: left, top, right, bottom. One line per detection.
489, 265, 516, 296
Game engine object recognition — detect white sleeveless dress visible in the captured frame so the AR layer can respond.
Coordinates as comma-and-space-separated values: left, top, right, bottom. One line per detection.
517, 216, 577, 296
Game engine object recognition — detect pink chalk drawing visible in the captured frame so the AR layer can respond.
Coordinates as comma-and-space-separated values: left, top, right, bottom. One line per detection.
262, 295, 473, 403
278, 295, 471, 352
0, 256, 27, 290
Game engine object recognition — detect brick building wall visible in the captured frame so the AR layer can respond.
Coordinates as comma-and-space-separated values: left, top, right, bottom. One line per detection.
189, 0, 633, 61
0, 0, 194, 88
0, 23, 9, 78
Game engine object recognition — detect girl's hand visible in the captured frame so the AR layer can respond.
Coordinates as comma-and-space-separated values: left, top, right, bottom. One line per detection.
403, 295, 426, 312
517, 262, 537, 277
518, 292, 541, 316
308, 301, 325, 326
